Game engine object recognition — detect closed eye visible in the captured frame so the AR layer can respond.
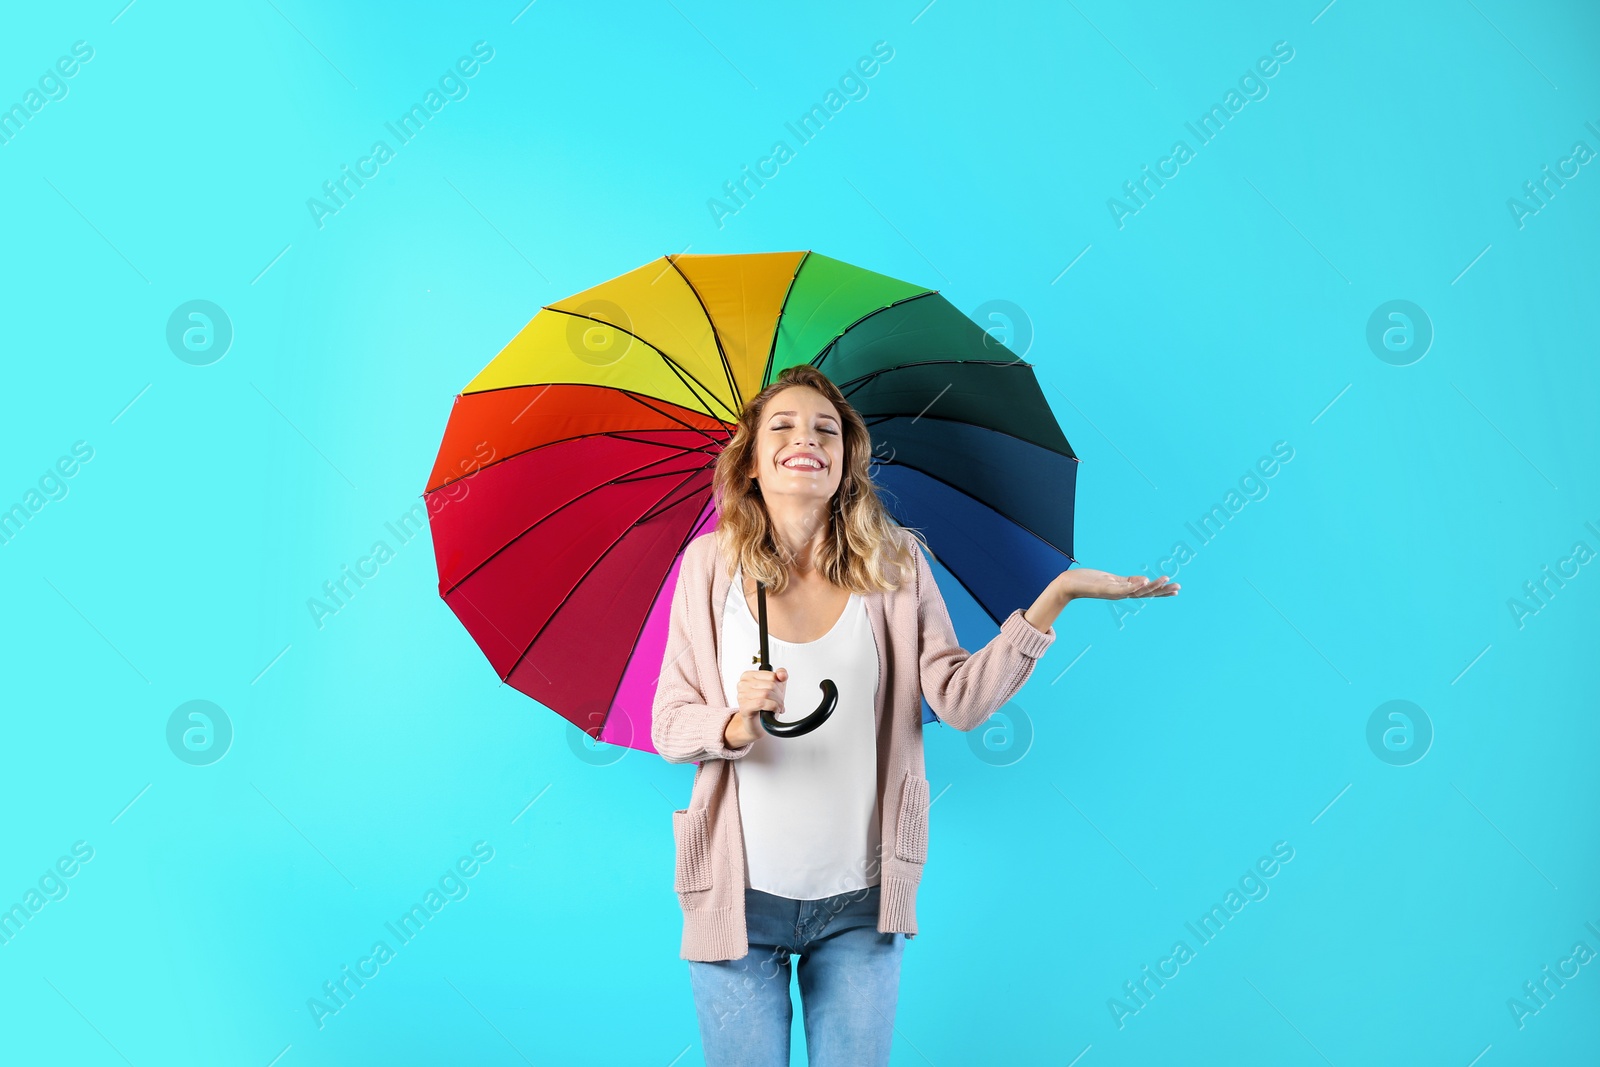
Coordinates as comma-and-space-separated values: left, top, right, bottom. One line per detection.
772, 422, 838, 434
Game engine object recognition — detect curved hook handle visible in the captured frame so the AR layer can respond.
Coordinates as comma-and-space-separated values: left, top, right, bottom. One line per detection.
754, 579, 837, 739
761, 679, 837, 738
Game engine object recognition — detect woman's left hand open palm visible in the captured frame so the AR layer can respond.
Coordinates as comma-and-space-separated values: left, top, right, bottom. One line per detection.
1056, 568, 1179, 601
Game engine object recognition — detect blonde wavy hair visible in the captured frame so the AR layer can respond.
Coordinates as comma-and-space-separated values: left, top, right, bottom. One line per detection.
711, 365, 931, 596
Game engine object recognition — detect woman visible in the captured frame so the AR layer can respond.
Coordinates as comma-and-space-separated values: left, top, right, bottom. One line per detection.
651, 366, 1177, 1066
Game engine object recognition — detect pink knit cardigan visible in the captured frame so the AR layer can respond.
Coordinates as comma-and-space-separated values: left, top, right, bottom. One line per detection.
650, 528, 1057, 962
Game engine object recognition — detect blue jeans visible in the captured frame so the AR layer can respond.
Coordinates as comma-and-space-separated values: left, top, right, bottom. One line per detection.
688, 884, 906, 1066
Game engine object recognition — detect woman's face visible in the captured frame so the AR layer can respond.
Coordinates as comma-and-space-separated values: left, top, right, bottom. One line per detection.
746, 386, 846, 511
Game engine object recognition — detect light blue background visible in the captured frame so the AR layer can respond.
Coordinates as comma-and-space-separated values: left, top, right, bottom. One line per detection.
2, 1, 1597, 1064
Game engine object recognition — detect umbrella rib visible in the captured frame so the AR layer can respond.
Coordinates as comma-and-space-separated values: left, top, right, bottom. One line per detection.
636, 473, 714, 525
666, 255, 743, 412
454, 583, 547, 687
439, 450, 712, 596
813, 290, 942, 374
606, 436, 720, 459
620, 389, 727, 448
925, 549, 1010, 630
761, 250, 812, 386
497, 464, 708, 685
838, 361, 1049, 412
444, 384, 729, 450
610, 452, 719, 485
786, 272, 854, 370
543, 308, 740, 422
841, 363, 1072, 457
861, 411, 1079, 462
656, 349, 741, 422
840, 357, 1033, 376
580, 489, 720, 739
438, 441, 713, 591
429, 426, 720, 493
639, 258, 732, 397
869, 452, 1078, 561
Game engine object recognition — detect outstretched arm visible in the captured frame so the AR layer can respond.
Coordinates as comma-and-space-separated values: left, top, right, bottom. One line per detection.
916, 546, 1181, 732
914, 545, 1056, 732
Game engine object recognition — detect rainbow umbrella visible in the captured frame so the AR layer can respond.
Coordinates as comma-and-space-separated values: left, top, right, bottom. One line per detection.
424, 251, 1077, 754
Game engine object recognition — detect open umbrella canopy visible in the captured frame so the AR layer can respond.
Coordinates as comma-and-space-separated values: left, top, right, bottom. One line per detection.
425, 251, 1077, 754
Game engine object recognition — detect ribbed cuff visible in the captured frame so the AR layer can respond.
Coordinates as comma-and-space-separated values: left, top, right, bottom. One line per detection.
877, 874, 919, 935
1000, 608, 1055, 659
682, 904, 749, 962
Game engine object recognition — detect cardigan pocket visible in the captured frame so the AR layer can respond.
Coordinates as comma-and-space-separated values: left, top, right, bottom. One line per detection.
893, 772, 930, 865
672, 807, 714, 895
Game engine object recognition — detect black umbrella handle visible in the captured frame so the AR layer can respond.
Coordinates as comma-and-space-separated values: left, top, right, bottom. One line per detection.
755, 579, 837, 739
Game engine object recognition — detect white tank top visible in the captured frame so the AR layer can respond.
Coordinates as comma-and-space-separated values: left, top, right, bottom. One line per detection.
719, 564, 882, 900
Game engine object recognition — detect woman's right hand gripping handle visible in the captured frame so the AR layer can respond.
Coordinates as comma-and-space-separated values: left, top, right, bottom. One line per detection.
726, 667, 787, 748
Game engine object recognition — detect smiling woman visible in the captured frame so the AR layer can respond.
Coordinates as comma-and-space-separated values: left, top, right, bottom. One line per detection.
671, 365, 930, 1067
652, 361, 1177, 1067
